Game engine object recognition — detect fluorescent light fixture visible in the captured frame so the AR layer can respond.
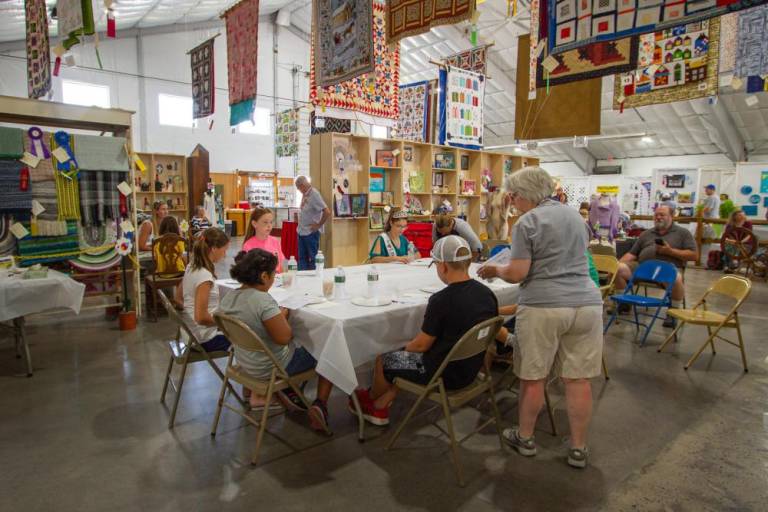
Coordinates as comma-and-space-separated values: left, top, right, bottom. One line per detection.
641, 136, 653, 143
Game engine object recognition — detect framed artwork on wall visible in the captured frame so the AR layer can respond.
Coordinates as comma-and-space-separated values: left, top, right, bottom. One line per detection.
334, 194, 352, 217
375, 150, 397, 167
370, 207, 384, 230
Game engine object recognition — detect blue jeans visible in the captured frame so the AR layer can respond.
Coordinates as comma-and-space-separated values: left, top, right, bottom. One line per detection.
285, 347, 317, 375
201, 334, 231, 352
298, 231, 320, 270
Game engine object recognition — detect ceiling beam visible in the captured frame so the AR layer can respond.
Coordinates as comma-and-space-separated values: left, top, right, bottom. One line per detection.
556, 144, 597, 174
702, 98, 747, 162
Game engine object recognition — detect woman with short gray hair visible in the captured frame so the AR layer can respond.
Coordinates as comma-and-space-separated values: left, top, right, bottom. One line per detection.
478, 166, 604, 469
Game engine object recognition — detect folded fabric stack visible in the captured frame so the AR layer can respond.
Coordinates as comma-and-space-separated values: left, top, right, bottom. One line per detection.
17, 220, 79, 266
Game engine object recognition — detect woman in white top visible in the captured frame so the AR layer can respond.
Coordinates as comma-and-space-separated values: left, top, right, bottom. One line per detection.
138, 201, 169, 255
175, 227, 231, 351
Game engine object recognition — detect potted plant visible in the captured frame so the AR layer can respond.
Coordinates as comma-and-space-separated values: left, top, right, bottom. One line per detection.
115, 236, 137, 330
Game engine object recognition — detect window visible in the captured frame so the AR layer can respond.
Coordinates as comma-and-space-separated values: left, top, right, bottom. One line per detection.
238, 107, 271, 135
158, 94, 193, 127
62, 80, 110, 108
371, 125, 388, 139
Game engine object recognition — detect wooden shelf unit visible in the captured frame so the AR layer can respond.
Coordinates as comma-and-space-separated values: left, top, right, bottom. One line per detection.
134, 152, 189, 225
310, 133, 537, 267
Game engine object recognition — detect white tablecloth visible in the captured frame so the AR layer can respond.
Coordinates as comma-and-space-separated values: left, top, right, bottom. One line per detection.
217, 263, 518, 394
0, 269, 86, 323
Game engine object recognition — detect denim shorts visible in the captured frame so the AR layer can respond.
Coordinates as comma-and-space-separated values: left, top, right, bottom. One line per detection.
284, 346, 317, 376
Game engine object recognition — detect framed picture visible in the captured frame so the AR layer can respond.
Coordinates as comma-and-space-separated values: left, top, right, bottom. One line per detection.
432, 172, 444, 187
349, 193, 368, 217
460, 155, 470, 171
334, 194, 352, 217
381, 191, 394, 205
369, 192, 383, 204
434, 152, 455, 169
403, 146, 413, 162
461, 179, 476, 195
665, 174, 686, 188
369, 207, 385, 230
409, 172, 426, 193
370, 168, 385, 192
375, 150, 397, 167
677, 192, 693, 204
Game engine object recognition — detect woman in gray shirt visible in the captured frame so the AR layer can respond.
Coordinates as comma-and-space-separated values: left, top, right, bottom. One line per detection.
478, 166, 603, 469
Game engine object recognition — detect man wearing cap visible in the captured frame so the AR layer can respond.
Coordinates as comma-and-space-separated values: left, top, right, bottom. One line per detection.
701, 184, 720, 220
353, 235, 498, 426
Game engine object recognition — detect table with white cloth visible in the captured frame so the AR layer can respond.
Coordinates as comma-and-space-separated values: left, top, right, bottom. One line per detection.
0, 269, 86, 376
217, 262, 518, 439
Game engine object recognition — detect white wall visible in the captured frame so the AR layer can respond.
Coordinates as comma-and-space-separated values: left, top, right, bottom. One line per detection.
542, 153, 736, 178
0, 23, 310, 175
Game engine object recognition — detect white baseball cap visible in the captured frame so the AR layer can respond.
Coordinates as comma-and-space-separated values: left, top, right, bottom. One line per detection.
430, 235, 472, 262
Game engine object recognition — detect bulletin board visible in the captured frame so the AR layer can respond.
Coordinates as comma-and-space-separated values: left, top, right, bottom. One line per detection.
735, 162, 768, 219
652, 168, 699, 215
557, 175, 652, 215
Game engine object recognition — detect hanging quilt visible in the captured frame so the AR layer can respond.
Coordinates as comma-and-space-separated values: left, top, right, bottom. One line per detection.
387, 0, 476, 45
444, 46, 488, 75
719, 12, 738, 74
529, 0, 542, 98
310, 112, 352, 135
734, 5, 768, 78
439, 67, 485, 149
613, 18, 719, 110
275, 108, 300, 157
25, 0, 51, 99
57, 0, 95, 50
223, 0, 259, 126
190, 37, 216, 119
548, 0, 765, 55
314, 0, 374, 87
310, 1, 400, 121
396, 81, 429, 142
0, 160, 32, 213
79, 171, 127, 226
537, 37, 639, 87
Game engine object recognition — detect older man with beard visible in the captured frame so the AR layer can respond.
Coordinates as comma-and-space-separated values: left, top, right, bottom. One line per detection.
614, 204, 697, 327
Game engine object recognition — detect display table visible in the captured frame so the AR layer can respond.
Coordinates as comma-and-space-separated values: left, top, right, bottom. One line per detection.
280, 221, 298, 260
0, 269, 86, 376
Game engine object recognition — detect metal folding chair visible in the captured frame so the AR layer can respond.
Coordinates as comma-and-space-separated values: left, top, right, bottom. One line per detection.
604, 260, 678, 347
211, 313, 331, 466
385, 316, 504, 487
157, 292, 244, 428
592, 254, 619, 379
658, 275, 752, 371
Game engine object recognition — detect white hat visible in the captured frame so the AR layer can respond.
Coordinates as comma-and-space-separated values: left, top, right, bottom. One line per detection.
430, 235, 472, 263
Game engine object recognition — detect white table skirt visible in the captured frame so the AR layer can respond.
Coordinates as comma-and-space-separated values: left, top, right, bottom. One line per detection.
217, 262, 518, 394
0, 269, 86, 323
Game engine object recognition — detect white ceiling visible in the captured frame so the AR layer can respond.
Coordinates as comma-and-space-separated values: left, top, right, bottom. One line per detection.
1, 0, 766, 163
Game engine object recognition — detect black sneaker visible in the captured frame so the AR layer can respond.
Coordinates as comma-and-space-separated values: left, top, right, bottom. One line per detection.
567, 446, 589, 468
502, 427, 537, 456
662, 315, 677, 328
308, 399, 331, 433
277, 389, 308, 412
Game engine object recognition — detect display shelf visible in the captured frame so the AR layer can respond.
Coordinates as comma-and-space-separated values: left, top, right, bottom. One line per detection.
134, 151, 189, 225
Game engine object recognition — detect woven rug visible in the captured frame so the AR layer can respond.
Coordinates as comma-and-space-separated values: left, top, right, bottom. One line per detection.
0, 127, 24, 159
314, 0, 373, 87
439, 67, 485, 149
613, 18, 720, 110
396, 81, 429, 142
275, 107, 300, 157
387, 0, 476, 45
190, 37, 215, 119
310, 112, 351, 134
32, 180, 59, 220
74, 135, 129, 171
537, 37, 638, 87
79, 171, 126, 226
0, 160, 32, 212
735, 5, 768, 78
0, 214, 16, 257
310, 1, 399, 120
223, 0, 259, 126
57, 0, 95, 50
17, 220, 80, 266
70, 222, 120, 271
444, 46, 488, 75
25, 0, 51, 99
24, 130, 55, 182
52, 134, 81, 220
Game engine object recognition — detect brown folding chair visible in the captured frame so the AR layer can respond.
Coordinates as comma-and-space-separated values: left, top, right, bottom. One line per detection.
145, 233, 187, 321
592, 254, 619, 380
658, 275, 752, 371
211, 312, 331, 466
385, 316, 504, 487
157, 292, 243, 428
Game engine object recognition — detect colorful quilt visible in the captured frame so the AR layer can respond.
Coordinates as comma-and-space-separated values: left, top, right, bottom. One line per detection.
719, 12, 738, 74
223, 0, 259, 126
190, 37, 215, 119
310, 2, 400, 120
734, 5, 768, 78
537, 37, 638, 86
439, 67, 485, 149
444, 46, 488, 75
396, 81, 429, 142
314, 0, 374, 87
387, 0, 476, 45
25, 0, 51, 99
275, 108, 300, 157
548, 0, 764, 55
613, 18, 720, 109
529, 0, 541, 97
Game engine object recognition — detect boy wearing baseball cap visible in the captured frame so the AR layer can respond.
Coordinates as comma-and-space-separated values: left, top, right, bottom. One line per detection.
351, 235, 498, 425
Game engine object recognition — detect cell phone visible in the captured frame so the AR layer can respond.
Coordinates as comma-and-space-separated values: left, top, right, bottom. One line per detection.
654, 238, 665, 245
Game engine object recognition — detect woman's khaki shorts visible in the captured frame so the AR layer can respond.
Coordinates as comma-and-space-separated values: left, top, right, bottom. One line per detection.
513, 305, 604, 380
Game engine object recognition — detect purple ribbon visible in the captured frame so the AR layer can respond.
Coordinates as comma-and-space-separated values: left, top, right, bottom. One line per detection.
27, 127, 50, 159
54, 130, 78, 171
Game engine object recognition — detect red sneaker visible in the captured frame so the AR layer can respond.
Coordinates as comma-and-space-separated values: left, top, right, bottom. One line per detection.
348, 388, 370, 416
347, 388, 389, 426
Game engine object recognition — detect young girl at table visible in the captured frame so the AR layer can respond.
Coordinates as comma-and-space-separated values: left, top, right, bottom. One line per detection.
242, 207, 286, 272
218, 248, 333, 431
353, 236, 498, 425
175, 228, 231, 353
368, 208, 412, 264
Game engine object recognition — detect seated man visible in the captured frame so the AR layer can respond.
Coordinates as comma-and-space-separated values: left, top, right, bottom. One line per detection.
352, 235, 498, 425
614, 205, 697, 327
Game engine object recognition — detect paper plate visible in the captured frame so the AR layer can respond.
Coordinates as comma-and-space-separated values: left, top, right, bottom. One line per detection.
351, 297, 393, 307
420, 285, 444, 294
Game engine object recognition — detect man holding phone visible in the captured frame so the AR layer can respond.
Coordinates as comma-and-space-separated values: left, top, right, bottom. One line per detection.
614, 205, 697, 327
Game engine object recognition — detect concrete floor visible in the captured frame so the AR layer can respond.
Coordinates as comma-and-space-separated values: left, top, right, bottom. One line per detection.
1, 255, 767, 511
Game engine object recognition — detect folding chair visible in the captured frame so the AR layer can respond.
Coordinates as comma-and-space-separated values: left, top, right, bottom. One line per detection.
211, 313, 331, 466
592, 254, 619, 380
636, 262, 687, 309
604, 260, 677, 347
386, 316, 504, 487
657, 275, 752, 372
157, 292, 244, 428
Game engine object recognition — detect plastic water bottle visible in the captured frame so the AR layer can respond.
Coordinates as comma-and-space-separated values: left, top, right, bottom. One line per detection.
285, 255, 298, 288
407, 241, 418, 261
333, 266, 347, 300
367, 265, 380, 298
315, 250, 325, 275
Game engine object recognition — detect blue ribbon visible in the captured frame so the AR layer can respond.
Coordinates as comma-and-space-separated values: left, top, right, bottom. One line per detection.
54, 131, 79, 174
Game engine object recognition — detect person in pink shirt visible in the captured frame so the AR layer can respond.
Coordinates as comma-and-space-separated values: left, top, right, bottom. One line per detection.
242, 207, 286, 273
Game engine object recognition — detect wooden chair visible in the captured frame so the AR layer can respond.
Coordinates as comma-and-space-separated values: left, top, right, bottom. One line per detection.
721, 227, 760, 278
144, 233, 187, 321
592, 254, 619, 380
658, 275, 752, 372
157, 292, 243, 428
211, 312, 331, 466
386, 316, 504, 487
